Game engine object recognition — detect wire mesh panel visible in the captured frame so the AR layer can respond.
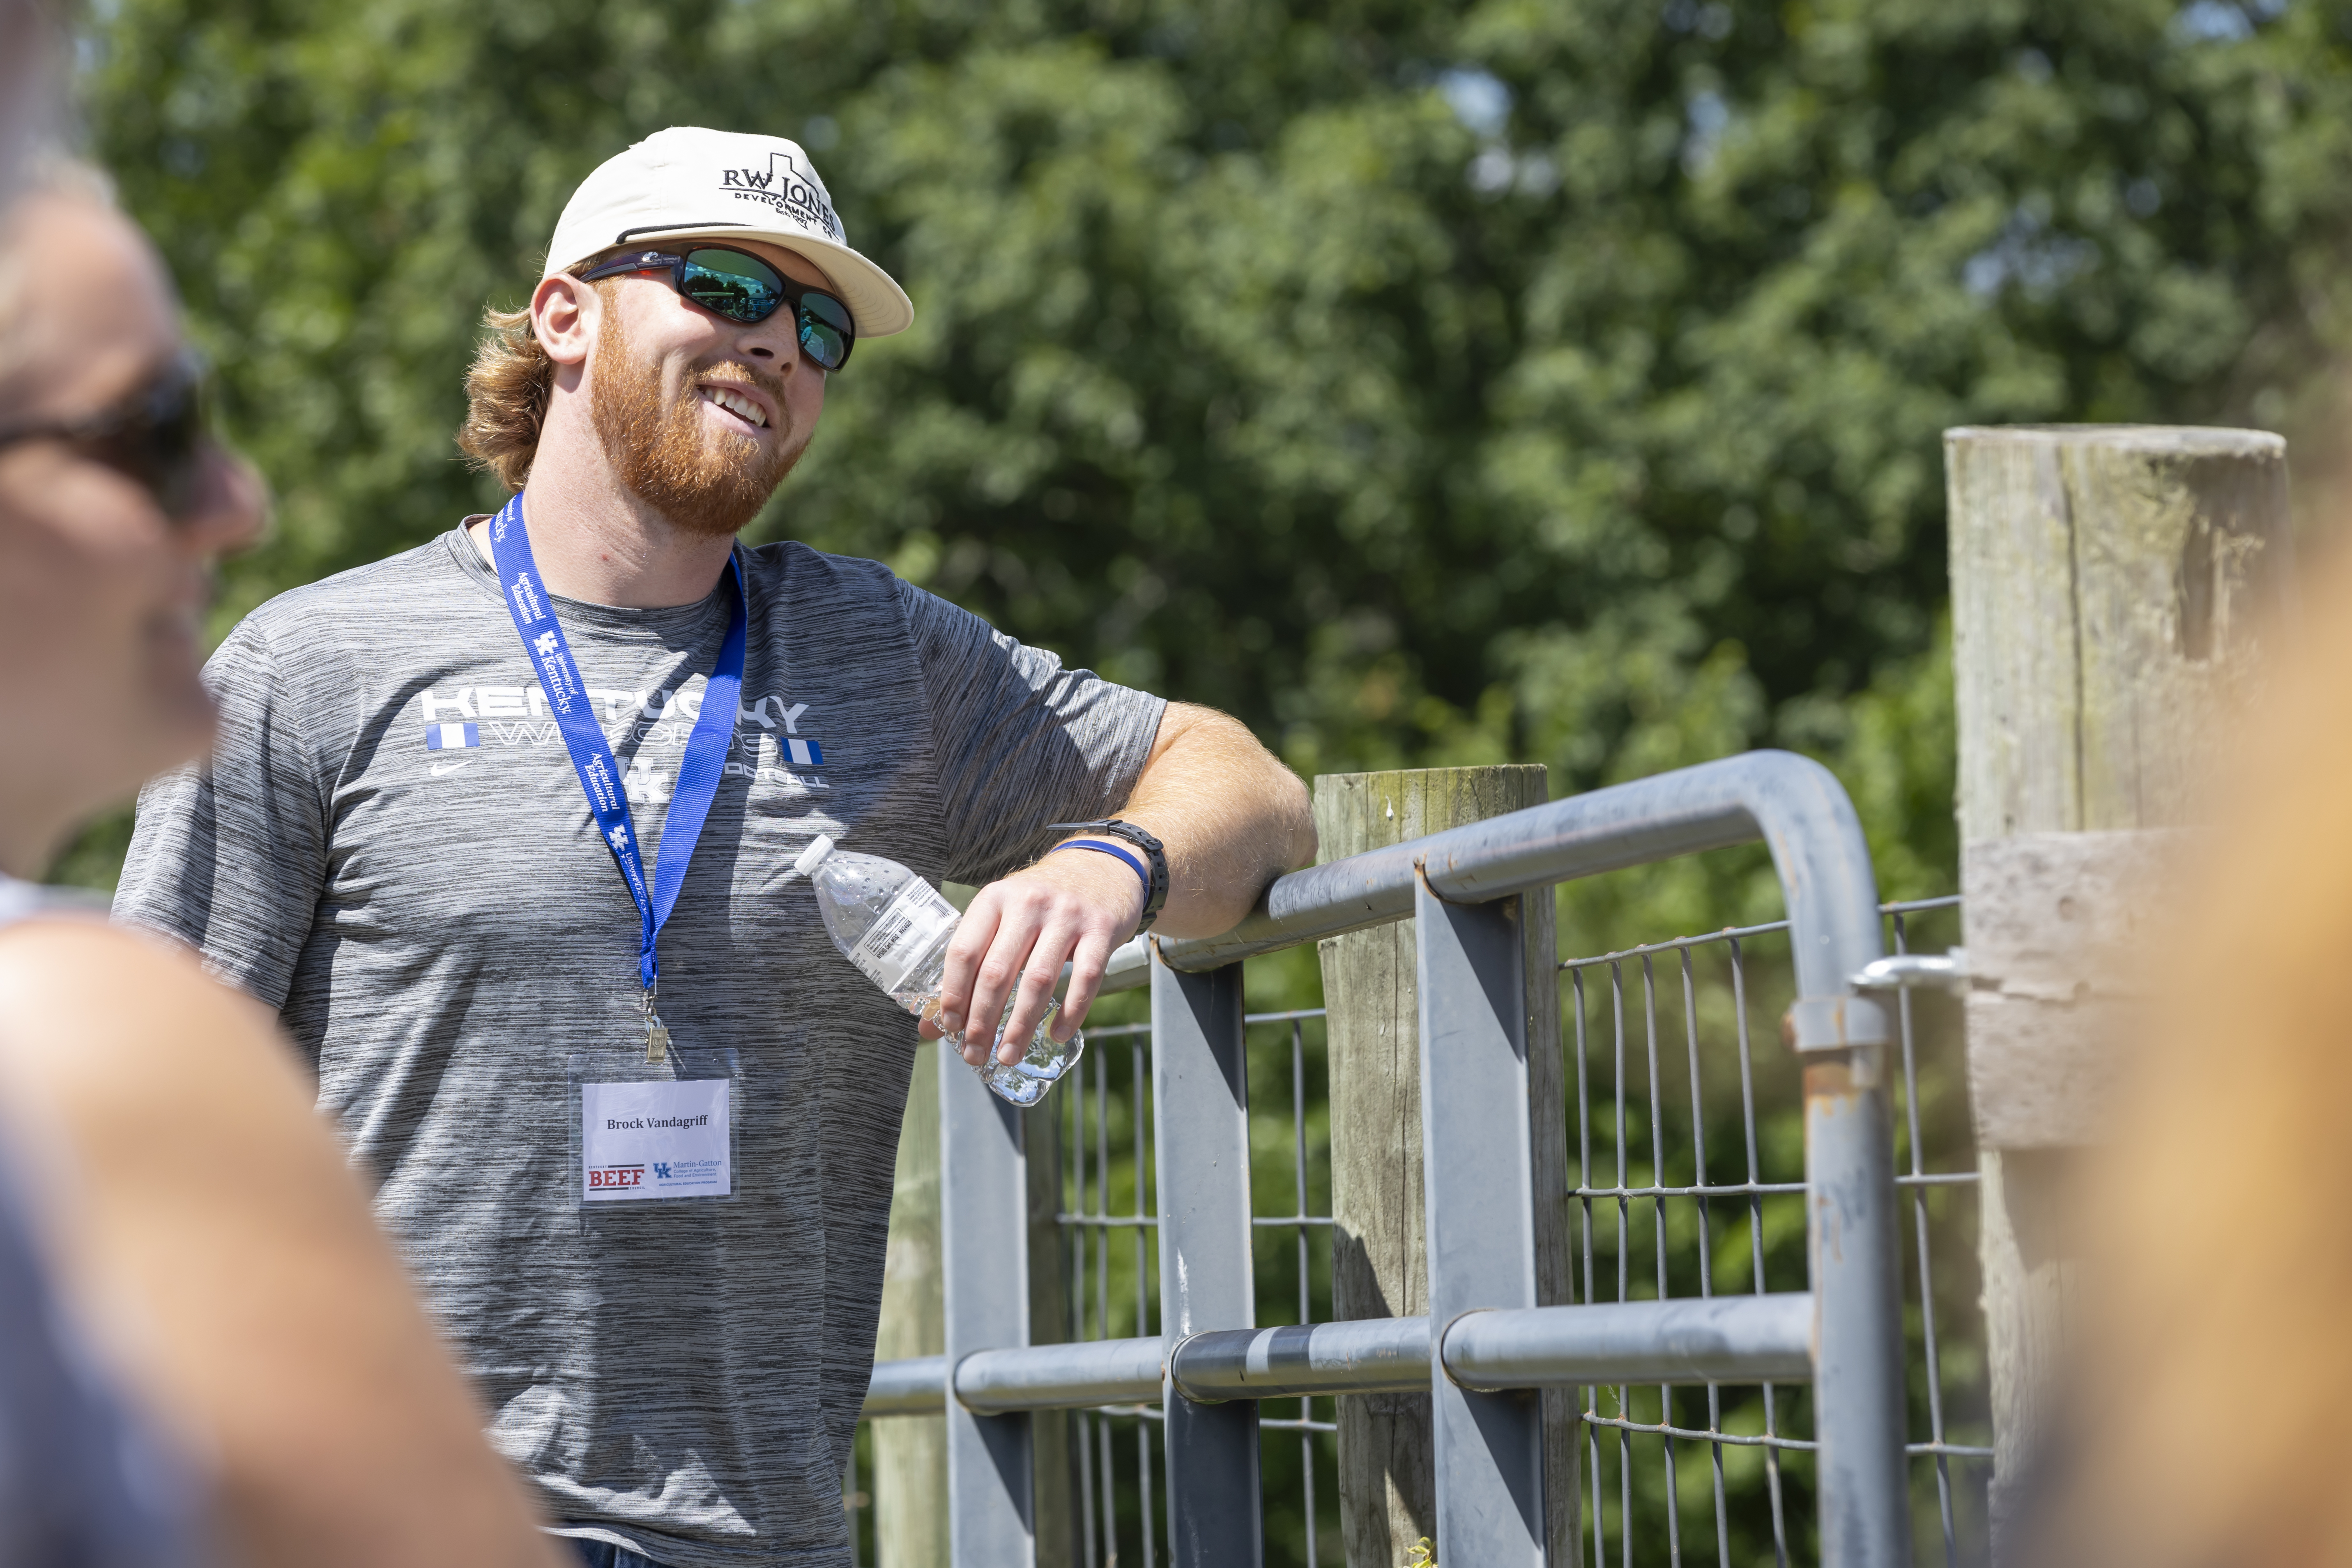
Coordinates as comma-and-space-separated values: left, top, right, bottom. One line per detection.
1244, 1011, 1338, 1567
1045, 1011, 1342, 1568
1884, 898, 1992, 1566
1060, 1023, 1164, 1568
1561, 896, 1989, 1567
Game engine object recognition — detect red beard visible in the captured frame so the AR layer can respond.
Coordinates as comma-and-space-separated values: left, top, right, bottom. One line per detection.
589, 312, 803, 539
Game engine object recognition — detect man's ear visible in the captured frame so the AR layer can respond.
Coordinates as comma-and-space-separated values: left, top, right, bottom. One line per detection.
530, 273, 597, 369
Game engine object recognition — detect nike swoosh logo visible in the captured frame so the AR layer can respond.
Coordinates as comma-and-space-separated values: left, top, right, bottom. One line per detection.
430, 761, 472, 776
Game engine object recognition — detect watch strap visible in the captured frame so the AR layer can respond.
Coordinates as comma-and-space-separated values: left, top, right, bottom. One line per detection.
1044, 819, 1169, 932
1046, 838, 1150, 889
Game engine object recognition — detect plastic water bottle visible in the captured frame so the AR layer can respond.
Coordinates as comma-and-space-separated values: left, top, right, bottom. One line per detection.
795, 834, 1083, 1106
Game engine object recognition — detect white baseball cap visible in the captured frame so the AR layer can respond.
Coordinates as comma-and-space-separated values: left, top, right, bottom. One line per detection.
542, 125, 914, 339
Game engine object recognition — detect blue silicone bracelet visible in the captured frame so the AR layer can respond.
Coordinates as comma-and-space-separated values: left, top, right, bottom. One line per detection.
1047, 838, 1151, 893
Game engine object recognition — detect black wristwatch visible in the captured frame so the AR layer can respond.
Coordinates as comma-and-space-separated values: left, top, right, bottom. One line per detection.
1044, 819, 1169, 932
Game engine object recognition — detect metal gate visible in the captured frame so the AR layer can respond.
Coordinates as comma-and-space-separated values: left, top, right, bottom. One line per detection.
859, 750, 1962, 1566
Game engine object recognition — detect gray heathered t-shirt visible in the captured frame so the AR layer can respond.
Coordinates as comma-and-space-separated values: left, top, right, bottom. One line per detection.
113, 526, 1165, 1568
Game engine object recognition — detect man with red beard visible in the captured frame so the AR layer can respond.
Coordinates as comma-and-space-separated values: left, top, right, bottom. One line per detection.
115, 127, 1316, 1568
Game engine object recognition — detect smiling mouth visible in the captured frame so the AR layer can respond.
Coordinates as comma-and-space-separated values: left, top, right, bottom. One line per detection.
698, 385, 769, 429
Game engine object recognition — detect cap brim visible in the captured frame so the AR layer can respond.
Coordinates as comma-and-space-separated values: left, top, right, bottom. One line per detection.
559, 225, 914, 339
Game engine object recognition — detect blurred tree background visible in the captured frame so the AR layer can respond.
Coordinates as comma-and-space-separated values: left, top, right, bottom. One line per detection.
62, 0, 2352, 906
59, 0, 2352, 1559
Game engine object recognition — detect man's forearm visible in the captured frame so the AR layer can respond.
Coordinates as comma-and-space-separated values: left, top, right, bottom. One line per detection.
932, 702, 1314, 1061
1106, 702, 1316, 939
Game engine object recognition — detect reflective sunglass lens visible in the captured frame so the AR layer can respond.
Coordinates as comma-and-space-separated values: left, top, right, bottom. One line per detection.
798, 294, 854, 370
679, 249, 783, 325
798, 317, 847, 371
649, 247, 855, 368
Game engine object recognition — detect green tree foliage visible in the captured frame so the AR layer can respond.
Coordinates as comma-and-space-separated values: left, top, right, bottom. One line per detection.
72, 4, 2342, 1558
74, 0, 2352, 910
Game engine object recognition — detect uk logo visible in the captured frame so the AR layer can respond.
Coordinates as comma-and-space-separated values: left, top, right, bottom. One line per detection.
534, 631, 559, 658
654, 1162, 672, 1179
607, 824, 630, 852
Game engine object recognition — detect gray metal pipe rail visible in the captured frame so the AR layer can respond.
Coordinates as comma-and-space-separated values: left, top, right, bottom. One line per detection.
1091, 748, 1889, 1052
911, 750, 1910, 1568
871, 1293, 1818, 1417
954, 1335, 1164, 1413
863, 1354, 949, 1417
1443, 1293, 1816, 1391
1172, 1316, 1430, 1402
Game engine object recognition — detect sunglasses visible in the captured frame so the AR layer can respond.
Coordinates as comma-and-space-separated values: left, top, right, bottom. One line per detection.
0, 349, 214, 520
578, 244, 857, 372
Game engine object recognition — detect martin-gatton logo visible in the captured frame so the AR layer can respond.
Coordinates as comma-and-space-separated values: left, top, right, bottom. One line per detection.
719, 152, 843, 241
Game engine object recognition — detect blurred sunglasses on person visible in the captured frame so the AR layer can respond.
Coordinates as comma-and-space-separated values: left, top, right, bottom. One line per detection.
577, 244, 856, 371
0, 347, 215, 520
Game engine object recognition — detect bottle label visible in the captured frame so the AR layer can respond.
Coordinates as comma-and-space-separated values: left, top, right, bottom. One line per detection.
847, 879, 960, 996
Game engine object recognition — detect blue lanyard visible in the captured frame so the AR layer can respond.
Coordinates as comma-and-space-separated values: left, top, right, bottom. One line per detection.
487, 491, 748, 995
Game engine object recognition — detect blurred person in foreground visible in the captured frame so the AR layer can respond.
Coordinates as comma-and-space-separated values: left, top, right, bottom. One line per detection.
116, 124, 1316, 1567
0, 0, 60, 198
0, 159, 570, 1563
2023, 534, 2352, 1565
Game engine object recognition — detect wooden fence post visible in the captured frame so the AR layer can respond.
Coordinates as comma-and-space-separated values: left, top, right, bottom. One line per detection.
1314, 766, 1577, 1566
1945, 425, 2293, 1554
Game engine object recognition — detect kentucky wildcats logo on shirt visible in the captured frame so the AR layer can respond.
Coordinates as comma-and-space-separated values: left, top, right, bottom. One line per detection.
410, 685, 831, 790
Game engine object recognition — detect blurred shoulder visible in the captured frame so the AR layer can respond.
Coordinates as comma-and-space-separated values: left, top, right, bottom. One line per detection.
0, 917, 270, 1063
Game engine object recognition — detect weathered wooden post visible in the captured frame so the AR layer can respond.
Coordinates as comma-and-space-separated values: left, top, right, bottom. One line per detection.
1314, 766, 1577, 1565
873, 1041, 948, 1568
1945, 425, 2293, 1553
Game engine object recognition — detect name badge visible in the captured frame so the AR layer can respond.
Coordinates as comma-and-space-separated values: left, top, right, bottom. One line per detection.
580, 1077, 732, 1203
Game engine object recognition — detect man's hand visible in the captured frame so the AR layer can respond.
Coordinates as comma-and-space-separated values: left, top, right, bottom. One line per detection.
923, 702, 1316, 1067
924, 843, 1146, 1065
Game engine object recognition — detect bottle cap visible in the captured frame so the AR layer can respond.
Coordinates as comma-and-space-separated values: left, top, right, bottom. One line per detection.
793, 833, 836, 876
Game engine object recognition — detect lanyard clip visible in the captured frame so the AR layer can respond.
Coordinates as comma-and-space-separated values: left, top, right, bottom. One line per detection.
643, 985, 670, 1065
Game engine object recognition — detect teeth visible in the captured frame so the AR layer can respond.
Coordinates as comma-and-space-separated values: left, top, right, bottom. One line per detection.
700, 386, 767, 427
